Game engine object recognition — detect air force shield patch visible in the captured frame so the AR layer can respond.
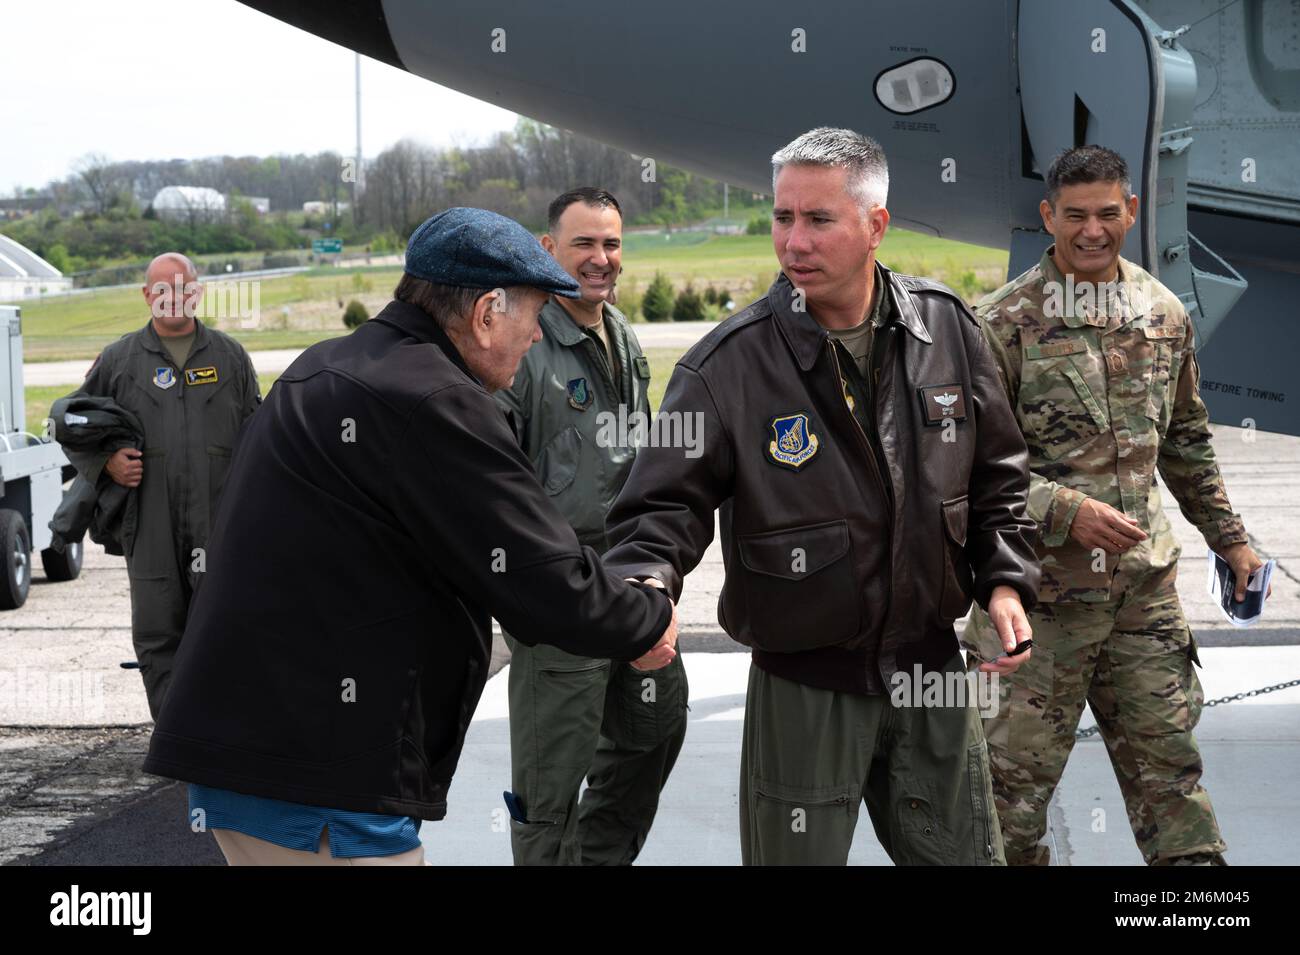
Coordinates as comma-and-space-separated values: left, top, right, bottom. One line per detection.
153, 366, 176, 389
567, 377, 593, 411
767, 412, 819, 470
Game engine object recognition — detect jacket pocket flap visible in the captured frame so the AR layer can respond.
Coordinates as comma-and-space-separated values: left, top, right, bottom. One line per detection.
534, 426, 582, 496
738, 519, 849, 580
942, 496, 969, 547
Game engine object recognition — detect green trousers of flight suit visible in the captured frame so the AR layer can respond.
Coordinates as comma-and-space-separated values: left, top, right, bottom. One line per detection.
739, 653, 1005, 865
504, 633, 689, 865
127, 524, 199, 720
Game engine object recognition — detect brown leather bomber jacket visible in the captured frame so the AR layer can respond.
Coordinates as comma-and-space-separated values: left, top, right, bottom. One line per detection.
603, 266, 1041, 695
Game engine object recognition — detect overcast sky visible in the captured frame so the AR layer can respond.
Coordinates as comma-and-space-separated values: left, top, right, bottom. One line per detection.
0, 0, 519, 193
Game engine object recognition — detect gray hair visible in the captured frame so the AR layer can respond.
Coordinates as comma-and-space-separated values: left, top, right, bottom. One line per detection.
393, 274, 520, 331
771, 127, 889, 212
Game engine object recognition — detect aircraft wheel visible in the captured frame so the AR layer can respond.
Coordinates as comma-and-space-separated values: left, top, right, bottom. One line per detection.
0, 510, 31, 609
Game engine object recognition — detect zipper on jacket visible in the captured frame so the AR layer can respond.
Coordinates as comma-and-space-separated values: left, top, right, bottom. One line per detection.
581, 335, 620, 407
827, 340, 894, 689
827, 340, 891, 509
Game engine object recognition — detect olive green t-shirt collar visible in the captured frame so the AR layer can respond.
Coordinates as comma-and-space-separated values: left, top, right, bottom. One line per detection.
825, 263, 892, 340
160, 331, 195, 370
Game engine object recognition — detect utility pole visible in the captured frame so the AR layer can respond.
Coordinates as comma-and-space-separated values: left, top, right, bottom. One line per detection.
354, 53, 364, 210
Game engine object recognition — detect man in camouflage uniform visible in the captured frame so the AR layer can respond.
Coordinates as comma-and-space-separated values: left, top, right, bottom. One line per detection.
962, 146, 1267, 866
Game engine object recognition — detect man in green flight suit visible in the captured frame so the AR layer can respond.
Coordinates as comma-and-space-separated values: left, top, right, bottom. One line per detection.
495, 188, 688, 865
963, 146, 1268, 865
62, 253, 261, 719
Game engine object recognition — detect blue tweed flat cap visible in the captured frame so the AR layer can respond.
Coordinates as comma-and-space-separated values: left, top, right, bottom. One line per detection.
404, 207, 580, 297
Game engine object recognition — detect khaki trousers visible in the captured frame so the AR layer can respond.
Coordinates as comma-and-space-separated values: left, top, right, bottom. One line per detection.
212, 826, 429, 866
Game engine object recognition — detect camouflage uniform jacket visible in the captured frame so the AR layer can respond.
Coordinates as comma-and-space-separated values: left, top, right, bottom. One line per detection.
976, 247, 1247, 602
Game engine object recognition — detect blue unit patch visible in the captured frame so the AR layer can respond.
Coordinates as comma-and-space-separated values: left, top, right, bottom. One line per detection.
153, 366, 176, 390
567, 377, 593, 411
767, 412, 820, 469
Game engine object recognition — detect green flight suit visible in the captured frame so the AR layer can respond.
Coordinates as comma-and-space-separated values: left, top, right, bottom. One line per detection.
495, 297, 688, 865
63, 319, 261, 719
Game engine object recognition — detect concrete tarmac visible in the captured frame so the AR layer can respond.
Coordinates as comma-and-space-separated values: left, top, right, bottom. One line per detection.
3, 421, 1297, 865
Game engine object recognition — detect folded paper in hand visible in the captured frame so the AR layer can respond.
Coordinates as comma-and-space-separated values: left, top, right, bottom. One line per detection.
1206, 549, 1274, 628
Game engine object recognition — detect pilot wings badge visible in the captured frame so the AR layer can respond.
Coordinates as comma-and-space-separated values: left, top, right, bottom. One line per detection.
918, 383, 967, 425
767, 412, 820, 469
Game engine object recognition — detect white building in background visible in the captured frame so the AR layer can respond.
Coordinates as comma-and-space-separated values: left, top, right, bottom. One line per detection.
0, 235, 72, 302
151, 186, 226, 222
303, 200, 350, 216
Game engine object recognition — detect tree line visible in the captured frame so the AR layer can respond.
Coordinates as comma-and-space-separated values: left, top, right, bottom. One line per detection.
3, 119, 765, 275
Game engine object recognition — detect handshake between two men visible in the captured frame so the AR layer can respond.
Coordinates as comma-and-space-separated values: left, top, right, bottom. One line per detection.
627, 577, 679, 672
623, 578, 1030, 676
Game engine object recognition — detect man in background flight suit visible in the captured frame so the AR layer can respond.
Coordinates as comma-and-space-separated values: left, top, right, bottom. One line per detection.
495, 188, 688, 865
963, 146, 1267, 865
62, 252, 261, 718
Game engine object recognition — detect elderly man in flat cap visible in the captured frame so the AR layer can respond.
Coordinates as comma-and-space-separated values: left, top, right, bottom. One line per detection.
143, 208, 679, 866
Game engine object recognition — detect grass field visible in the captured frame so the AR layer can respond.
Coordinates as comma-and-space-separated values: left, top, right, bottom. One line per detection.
18, 271, 403, 362
14, 230, 1008, 363
618, 229, 1006, 289
19, 228, 993, 422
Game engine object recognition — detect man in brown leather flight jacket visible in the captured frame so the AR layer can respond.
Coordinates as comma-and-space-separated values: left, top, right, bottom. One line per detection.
603, 128, 1042, 865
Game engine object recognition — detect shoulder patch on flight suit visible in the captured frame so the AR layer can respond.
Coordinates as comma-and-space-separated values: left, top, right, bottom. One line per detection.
767, 412, 820, 469
185, 366, 219, 385
153, 367, 176, 389
633, 355, 651, 379
918, 383, 967, 425
566, 377, 593, 411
